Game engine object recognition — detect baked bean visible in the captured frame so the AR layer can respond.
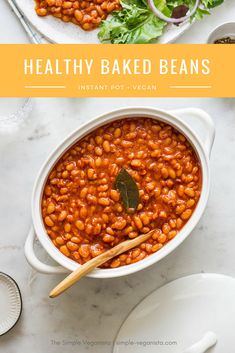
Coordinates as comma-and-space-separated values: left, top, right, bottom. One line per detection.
177, 185, 184, 197
168, 230, 177, 240
58, 210, 67, 221
134, 215, 143, 229
95, 157, 102, 167
122, 140, 133, 148
146, 182, 155, 191
95, 147, 103, 156
80, 207, 88, 218
36, 8, 48, 16
152, 229, 161, 240
87, 194, 97, 204
184, 187, 195, 197
47, 202, 55, 214
91, 9, 98, 17
74, 9, 83, 21
181, 209, 192, 220
161, 167, 169, 179
110, 189, 120, 201
176, 218, 183, 229
64, 223, 71, 232
176, 204, 186, 215
45, 185, 52, 196
128, 231, 138, 239
145, 244, 152, 253
141, 227, 150, 233
66, 162, 75, 171
140, 213, 150, 225
103, 234, 115, 243
162, 224, 170, 235
159, 210, 167, 218
158, 233, 167, 243
42, 118, 201, 268
169, 219, 176, 228
110, 259, 121, 268
168, 168, 176, 179
94, 224, 101, 234
90, 244, 104, 257
62, 170, 69, 178
75, 220, 85, 230
55, 236, 65, 245
79, 244, 90, 258
82, 22, 92, 30
86, 224, 93, 234
154, 187, 161, 197
47, 0, 56, 5
98, 184, 109, 192
187, 199, 195, 208
62, 1, 72, 8
87, 168, 96, 180
45, 216, 54, 227
102, 214, 109, 222
103, 140, 111, 152
71, 236, 81, 244
98, 197, 110, 206
151, 243, 162, 252
60, 245, 70, 257
114, 127, 121, 138
132, 248, 141, 259
67, 241, 79, 251
80, 187, 88, 198
112, 218, 126, 230
95, 136, 103, 145
131, 159, 142, 168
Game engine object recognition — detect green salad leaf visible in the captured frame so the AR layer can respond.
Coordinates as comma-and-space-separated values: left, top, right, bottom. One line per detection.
98, 0, 224, 44
98, 0, 167, 43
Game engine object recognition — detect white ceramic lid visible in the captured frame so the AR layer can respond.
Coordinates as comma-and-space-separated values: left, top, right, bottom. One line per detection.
113, 273, 235, 353
0, 273, 22, 335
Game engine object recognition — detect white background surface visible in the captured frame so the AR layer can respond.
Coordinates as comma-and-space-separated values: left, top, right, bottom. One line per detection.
0, 97, 235, 353
1, 1, 235, 352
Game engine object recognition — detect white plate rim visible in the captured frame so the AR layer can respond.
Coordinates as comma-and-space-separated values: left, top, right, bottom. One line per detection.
15, 0, 193, 44
112, 273, 235, 353
0, 272, 22, 336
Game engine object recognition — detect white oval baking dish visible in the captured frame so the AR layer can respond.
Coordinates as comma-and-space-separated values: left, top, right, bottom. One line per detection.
25, 106, 215, 278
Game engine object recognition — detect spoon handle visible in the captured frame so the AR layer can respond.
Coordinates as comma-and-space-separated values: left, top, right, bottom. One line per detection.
7, 0, 42, 43
49, 230, 155, 298
183, 331, 217, 353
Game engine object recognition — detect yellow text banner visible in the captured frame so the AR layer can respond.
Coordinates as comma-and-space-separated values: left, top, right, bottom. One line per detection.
0, 44, 234, 97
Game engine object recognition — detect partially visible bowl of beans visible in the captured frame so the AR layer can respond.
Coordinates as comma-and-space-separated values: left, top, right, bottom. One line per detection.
35, 0, 121, 31
25, 107, 215, 278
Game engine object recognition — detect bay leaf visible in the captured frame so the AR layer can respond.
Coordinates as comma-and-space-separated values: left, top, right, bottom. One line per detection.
114, 168, 139, 211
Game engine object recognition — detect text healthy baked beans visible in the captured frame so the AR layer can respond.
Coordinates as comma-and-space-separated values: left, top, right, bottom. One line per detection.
42, 118, 202, 268
35, 0, 120, 31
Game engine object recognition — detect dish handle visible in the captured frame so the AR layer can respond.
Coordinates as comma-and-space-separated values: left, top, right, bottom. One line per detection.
24, 227, 68, 274
169, 108, 215, 158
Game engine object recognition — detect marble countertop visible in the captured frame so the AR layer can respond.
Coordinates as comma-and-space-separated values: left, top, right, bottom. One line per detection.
1, 1, 235, 351
0, 97, 235, 352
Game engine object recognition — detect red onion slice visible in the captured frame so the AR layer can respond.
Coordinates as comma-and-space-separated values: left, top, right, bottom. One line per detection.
148, 0, 200, 24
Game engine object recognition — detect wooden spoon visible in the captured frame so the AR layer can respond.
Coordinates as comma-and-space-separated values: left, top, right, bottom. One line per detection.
49, 229, 155, 298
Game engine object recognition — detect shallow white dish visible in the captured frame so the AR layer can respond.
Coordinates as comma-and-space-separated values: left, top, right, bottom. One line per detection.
15, 0, 192, 44
0, 273, 22, 335
208, 22, 235, 43
113, 273, 235, 353
25, 106, 215, 278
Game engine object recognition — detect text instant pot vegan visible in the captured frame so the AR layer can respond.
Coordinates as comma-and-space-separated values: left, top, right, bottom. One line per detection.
23, 58, 211, 76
